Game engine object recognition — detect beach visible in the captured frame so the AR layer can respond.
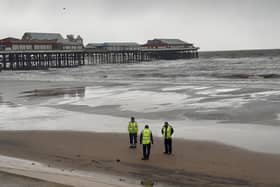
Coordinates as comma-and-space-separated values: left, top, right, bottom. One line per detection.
1, 51, 280, 186
0, 131, 280, 187
0, 170, 71, 187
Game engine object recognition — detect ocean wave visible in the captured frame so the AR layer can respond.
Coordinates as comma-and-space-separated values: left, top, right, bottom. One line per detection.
213, 73, 280, 79
133, 73, 188, 78
260, 74, 280, 78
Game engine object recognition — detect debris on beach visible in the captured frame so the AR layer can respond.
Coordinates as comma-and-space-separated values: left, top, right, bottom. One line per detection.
116, 159, 120, 162
91, 160, 99, 164
141, 180, 154, 187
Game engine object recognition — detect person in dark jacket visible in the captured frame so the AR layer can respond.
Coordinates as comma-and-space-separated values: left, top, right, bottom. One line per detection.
161, 122, 174, 154
140, 125, 153, 160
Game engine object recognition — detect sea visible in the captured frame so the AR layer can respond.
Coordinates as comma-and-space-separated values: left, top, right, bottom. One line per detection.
1, 49, 280, 154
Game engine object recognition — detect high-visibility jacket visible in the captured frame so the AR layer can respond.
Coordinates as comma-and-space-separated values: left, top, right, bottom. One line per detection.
142, 128, 151, 144
128, 122, 138, 133
162, 125, 173, 139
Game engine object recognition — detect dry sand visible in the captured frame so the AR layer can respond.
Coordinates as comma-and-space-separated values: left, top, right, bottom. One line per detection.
0, 131, 279, 187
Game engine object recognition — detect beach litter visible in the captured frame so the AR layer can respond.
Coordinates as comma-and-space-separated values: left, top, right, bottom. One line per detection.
141, 180, 154, 187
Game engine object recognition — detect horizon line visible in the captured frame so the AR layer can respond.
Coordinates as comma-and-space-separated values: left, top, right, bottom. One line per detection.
200, 48, 280, 53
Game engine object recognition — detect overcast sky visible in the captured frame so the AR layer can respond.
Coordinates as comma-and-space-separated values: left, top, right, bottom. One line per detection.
0, 0, 279, 51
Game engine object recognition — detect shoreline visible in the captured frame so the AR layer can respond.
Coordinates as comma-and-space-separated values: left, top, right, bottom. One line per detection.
1, 79, 280, 154
0, 130, 279, 187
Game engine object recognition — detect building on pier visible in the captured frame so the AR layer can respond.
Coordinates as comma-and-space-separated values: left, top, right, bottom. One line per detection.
0, 37, 21, 50
143, 38, 194, 49
0, 45, 5, 51
103, 42, 140, 51
22, 32, 64, 41
85, 43, 105, 50
22, 32, 84, 50
86, 42, 140, 51
0, 37, 56, 51
0, 32, 84, 51
60, 35, 83, 50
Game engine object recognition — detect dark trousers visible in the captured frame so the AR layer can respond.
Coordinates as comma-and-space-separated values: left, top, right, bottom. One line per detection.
143, 143, 151, 159
129, 133, 137, 145
164, 138, 172, 154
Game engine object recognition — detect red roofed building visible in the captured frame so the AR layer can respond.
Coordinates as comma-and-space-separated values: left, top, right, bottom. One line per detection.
143, 38, 194, 49
0, 37, 57, 50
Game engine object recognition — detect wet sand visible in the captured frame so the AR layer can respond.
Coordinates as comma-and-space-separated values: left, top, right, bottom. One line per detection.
0, 170, 71, 187
0, 131, 279, 187
1, 79, 280, 186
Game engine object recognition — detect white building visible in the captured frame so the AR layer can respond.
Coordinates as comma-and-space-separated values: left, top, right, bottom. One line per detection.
86, 42, 141, 51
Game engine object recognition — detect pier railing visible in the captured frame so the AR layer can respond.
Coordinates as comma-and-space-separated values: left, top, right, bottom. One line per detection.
0, 47, 198, 70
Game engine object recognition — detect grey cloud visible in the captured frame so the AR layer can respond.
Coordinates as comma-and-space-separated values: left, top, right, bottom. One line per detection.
0, 0, 280, 50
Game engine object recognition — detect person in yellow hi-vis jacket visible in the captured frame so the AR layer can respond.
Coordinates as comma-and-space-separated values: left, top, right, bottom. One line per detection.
140, 125, 153, 160
128, 117, 138, 148
161, 122, 174, 154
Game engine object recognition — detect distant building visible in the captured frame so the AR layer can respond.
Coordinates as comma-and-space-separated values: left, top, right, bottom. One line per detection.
61, 34, 83, 50
0, 38, 10, 50
22, 32, 84, 50
0, 32, 84, 51
85, 43, 105, 50
103, 42, 140, 51
86, 42, 140, 51
0, 37, 57, 50
22, 32, 64, 41
0, 44, 5, 51
143, 38, 194, 49
0, 37, 21, 50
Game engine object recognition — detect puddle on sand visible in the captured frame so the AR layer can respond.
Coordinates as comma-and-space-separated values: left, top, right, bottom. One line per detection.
0, 94, 18, 107
20, 87, 86, 98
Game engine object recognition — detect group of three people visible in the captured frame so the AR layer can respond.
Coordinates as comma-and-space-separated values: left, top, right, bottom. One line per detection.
128, 117, 174, 160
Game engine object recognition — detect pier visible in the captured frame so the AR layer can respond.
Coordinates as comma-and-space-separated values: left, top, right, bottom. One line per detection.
0, 34, 200, 70
85, 49, 146, 64
0, 50, 85, 70
0, 48, 199, 71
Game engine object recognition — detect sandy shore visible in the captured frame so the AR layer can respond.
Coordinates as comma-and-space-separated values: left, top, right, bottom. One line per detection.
0, 170, 71, 187
0, 131, 279, 187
